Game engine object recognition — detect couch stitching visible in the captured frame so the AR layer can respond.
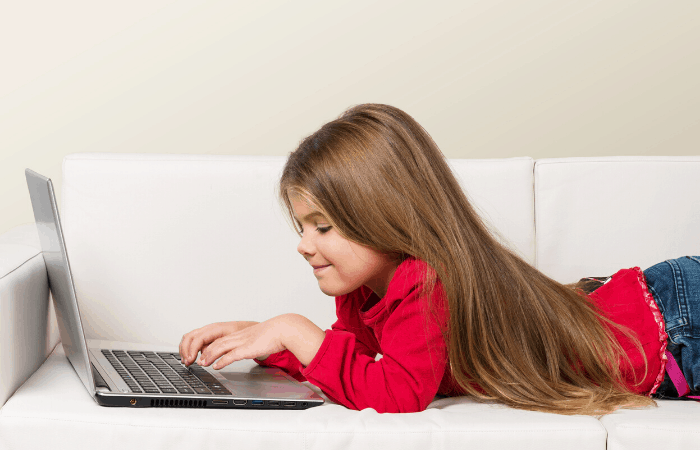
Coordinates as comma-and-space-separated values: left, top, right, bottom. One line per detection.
0, 251, 43, 281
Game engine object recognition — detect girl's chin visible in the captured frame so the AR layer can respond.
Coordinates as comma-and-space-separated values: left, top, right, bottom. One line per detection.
318, 281, 353, 297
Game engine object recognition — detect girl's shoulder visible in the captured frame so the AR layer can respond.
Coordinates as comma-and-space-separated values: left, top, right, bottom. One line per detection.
388, 256, 439, 293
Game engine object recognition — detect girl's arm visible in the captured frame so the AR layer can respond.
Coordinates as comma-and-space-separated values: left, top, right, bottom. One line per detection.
254, 314, 379, 381
276, 314, 326, 366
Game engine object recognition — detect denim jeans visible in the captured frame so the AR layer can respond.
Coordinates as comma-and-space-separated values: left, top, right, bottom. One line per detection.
643, 256, 700, 399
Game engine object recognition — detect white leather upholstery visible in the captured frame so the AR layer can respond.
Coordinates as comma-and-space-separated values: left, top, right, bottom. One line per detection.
2, 153, 699, 450
58, 153, 536, 345
0, 223, 60, 407
600, 400, 700, 450
535, 156, 700, 282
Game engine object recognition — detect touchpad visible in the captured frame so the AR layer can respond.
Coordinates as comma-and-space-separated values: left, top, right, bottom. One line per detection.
220, 371, 286, 385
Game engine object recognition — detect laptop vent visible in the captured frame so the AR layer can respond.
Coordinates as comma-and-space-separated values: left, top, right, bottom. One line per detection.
150, 398, 207, 408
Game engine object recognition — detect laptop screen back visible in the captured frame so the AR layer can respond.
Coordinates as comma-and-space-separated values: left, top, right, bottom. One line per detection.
25, 168, 95, 394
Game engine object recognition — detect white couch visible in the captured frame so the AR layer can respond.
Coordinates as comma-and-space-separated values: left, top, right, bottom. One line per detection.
2, 153, 700, 450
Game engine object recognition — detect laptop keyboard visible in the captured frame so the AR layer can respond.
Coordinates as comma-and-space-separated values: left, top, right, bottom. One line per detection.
100, 350, 232, 395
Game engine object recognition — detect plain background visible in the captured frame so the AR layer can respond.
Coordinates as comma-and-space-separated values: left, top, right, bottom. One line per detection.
1, 0, 699, 235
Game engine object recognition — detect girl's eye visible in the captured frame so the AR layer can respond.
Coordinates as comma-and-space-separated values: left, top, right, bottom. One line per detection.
316, 226, 332, 234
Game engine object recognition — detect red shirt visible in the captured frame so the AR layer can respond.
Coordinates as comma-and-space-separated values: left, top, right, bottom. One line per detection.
255, 260, 667, 412
255, 257, 459, 413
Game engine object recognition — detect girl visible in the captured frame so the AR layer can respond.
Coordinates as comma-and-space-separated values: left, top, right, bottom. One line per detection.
179, 103, 700, 415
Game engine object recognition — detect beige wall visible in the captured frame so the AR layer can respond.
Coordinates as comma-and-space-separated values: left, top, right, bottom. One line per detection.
1, 1, 699, 235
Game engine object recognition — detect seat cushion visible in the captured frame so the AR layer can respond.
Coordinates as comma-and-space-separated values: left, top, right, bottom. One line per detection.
600, 399, 700, 450
0, 344, 607, 450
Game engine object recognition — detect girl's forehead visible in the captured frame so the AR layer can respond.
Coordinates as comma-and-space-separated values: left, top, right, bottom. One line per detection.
290, 194, 323, 218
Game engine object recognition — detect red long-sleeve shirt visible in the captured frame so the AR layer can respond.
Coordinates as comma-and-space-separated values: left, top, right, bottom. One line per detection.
255, 257, 461, 413
255, 259, 667, 412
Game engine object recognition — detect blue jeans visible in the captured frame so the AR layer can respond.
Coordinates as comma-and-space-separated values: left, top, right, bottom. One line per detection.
643, 256, 700, 399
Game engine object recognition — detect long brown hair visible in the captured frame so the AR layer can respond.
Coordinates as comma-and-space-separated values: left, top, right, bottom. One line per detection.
278, 103, 657, 416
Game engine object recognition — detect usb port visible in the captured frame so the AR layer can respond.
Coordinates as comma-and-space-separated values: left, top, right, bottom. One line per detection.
212, 400, 228, 405
268, 401, 280, 406
282, 402, 295, 407
232, 399, 247, 406
251, 400, 264, 405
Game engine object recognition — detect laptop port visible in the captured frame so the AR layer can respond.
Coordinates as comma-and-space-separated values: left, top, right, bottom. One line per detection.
282, 402, 295, 407
212, 400, 228, 405
268, 401, 280, 406
232, 399, 247, 406
251, 400, 264, 405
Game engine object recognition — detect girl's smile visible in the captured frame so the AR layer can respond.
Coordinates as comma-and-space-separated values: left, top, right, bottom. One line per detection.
313, 264, 331, 274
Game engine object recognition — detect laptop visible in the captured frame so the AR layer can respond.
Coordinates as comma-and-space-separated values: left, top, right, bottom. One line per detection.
25, 168, 324, 409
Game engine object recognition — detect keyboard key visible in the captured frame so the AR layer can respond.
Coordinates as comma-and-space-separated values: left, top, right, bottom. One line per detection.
194, 388, 212, 395
212, 389, 232, 395
177, 388, 194, 394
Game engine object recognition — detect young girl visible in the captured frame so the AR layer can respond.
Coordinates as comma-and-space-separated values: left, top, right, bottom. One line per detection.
179, 103, 700, 415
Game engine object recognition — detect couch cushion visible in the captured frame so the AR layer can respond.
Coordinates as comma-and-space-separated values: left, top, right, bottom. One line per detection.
60, 153, 535, 346
0, 343, 608, 450
534, 156, 700, 283
600, 400, 700, 450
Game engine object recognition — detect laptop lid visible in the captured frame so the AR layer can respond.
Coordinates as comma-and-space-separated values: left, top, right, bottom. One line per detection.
25, 168, 96, 395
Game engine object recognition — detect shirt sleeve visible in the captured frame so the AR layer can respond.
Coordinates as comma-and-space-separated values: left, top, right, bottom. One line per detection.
253, 350, 307, 382
299, 280, 449, 413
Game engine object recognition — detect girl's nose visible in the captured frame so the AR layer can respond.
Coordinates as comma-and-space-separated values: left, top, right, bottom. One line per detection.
297, 234, 314, 257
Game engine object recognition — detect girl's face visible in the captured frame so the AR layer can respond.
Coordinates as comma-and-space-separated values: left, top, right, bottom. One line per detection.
291, 195, 399, 299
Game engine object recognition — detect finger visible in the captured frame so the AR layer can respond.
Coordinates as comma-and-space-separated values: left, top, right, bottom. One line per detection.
199, 334, 242, 367
184, 327, 221, 365
195, 343, 210, 364
179, 330, 201, 364
180, 331, 199, 365
198, 337, 228, 366
178, 337, 185, 363
211, 350, 243, 370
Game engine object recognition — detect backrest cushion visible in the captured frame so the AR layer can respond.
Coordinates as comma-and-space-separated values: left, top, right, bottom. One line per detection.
62, 153, 534, 345
535, 156, 700, 283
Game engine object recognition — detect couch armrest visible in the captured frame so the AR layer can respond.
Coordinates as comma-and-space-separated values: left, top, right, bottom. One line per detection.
0, 223, 60, 408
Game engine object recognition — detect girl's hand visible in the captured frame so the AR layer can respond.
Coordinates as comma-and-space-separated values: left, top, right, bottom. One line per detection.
192, 316, 291, 370
179, 321, 259, 366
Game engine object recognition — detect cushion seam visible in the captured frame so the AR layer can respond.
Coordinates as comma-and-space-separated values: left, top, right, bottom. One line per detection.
0, 251, 43, 281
